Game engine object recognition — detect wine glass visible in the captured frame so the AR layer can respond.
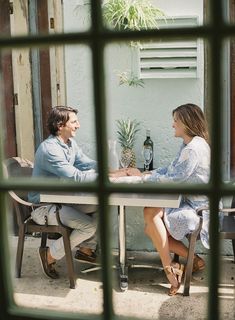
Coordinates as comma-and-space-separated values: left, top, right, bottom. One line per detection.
142, 146, 153, 171
120, 148, 132, 169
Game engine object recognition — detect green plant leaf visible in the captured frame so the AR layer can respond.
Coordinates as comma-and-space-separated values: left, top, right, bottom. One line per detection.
103, 0, 166, 31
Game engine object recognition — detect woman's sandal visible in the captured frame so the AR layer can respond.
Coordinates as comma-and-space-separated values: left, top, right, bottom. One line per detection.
193, 255, 205, 273
164, 263, 185, 296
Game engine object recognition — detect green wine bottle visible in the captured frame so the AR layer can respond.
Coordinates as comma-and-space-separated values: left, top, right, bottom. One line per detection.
143, 129, 153, 171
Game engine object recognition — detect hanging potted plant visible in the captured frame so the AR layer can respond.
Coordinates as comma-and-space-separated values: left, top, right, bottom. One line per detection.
102, 0, 166, 31
102, 0, 166, 87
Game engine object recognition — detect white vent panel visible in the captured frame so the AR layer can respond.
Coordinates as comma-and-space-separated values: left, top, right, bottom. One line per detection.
138, 16, 199, 79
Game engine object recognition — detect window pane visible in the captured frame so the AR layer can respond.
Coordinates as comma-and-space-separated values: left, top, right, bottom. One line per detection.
3, 1, 91, 38
111, 193, 209, 319
1, 41, 101, 315
0, 43, 97, 178
2, 1, 234, 319
105, 37, 208, 177
102, 0, 205, 32
219, 196, 235, 319
225, 37, 235, 181
8, 192, 103, 315
221, 38, 231, 182
63, 0, 91, 33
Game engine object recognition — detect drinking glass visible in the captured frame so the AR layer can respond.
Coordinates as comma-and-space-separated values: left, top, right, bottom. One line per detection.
142, 146, 153, 171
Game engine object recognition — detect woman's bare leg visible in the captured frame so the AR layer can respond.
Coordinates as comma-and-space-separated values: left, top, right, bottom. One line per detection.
144, 206, 189, 258
168, 236, 189, 258
144, 207, 172, 267
144, 206, 185, 291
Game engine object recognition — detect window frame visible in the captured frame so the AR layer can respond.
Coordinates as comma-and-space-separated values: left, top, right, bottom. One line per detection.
0, 1, 234, 320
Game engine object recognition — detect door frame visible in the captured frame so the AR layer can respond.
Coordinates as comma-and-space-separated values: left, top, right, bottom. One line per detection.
0, 0, 17, 158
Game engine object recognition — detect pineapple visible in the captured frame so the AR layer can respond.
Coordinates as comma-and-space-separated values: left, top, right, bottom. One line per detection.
116, 118, 140, 167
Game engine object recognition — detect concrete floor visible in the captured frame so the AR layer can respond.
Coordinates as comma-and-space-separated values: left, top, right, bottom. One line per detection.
10, 236, 235, 320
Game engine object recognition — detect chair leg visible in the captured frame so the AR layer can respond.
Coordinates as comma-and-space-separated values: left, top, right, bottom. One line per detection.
61, 229, 76, 289
183, 233, 197, 296
40, 232, 48, 248
15, 225, 26, 278
232, 239, 235, 263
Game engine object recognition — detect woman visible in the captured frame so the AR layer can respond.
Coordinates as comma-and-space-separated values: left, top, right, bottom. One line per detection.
133, 103, 210, 295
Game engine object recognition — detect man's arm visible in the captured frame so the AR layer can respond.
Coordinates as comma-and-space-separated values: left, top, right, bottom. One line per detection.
73, 145, 97, 171
38, 143, 97, 182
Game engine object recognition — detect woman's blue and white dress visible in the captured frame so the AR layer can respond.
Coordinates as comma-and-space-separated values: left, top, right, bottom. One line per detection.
144, 136, 211, 249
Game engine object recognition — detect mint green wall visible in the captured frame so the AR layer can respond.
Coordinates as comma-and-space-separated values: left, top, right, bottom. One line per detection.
63, 1, 232, 254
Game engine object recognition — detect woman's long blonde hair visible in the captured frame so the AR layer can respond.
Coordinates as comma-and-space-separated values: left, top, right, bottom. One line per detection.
172, 103, 209, 144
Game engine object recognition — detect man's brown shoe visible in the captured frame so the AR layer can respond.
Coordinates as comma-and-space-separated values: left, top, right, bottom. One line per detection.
38, 247, 59, 279
74, 250, 99, 265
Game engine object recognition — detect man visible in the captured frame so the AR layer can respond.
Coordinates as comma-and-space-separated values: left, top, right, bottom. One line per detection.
28, 106, 98, 279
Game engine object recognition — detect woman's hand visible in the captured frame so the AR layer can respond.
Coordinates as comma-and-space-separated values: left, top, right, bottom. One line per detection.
109, 168, 127, 178
126, 168, 142, 176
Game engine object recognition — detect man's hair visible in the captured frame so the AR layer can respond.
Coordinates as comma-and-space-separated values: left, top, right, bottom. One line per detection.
47, 106, 78, 135
172, 103, 209, 144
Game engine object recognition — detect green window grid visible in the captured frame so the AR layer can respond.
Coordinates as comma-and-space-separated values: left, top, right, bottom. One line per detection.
0, 1, 234, 319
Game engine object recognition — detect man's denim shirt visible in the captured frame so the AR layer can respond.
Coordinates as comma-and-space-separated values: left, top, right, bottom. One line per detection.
28, 135, 97, 203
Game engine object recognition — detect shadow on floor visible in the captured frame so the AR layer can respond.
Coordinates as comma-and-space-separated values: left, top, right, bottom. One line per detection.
10, 236, 235, 319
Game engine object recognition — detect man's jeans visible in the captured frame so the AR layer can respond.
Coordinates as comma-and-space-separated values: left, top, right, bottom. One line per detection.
31, 204, 97, 260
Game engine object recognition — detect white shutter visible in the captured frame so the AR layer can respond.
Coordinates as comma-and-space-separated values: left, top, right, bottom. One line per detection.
138, 16, 199, 79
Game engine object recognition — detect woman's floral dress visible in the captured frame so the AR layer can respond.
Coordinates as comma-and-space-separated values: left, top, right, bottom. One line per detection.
144, 136, 212, 249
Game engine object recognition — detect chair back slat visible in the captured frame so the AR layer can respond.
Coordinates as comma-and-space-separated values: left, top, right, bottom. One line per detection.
4, 157, 34, 226
4, 158, 76, 288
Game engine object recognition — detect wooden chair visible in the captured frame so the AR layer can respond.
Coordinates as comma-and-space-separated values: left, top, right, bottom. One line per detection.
174, 202, 235, 296
4, 157, 76, 289
219, 198, 235, 263
173, 210, 203, 296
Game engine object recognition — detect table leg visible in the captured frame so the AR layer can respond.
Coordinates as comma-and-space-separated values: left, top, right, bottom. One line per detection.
118, 205, 128, 291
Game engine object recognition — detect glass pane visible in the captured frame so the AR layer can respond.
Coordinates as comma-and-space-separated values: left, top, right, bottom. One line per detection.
102, 0, 167, 31
111, 193, 208, 319
221, 38, 231, 182
224, 0, 231, 25
224, 37, 235, 181
0, 49, 16, 160
219, 196, 235, 319
1, 42, 101, 314
219, 251, 235, 319
63, 44, 96, 160
102, 0, 205, 32
0, 43, 97, 181
1, 2, 230, 320
105, 37, 208, 180
8, 192, 103, 314
2, 1, 91, 38
63, 0, 91, 33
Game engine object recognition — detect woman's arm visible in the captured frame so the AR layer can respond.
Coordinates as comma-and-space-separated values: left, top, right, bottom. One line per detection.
144, 148, 199, 183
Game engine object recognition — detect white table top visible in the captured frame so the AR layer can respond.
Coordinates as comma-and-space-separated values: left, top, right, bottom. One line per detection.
40, 192, 181, 208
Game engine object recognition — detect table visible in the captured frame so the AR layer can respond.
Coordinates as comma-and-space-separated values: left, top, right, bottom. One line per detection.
40, 191, 181, 291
